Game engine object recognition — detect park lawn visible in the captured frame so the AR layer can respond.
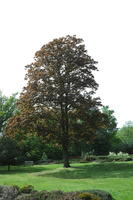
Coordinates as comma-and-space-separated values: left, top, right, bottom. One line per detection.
0, 161, 133, 200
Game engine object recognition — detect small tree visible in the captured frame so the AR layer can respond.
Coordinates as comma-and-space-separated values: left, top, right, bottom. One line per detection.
0, 136, 19, 171
6, 35, 104, 167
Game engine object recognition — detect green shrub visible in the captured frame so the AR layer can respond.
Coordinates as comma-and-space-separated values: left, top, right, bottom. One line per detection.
88, 190, 115, 200
20, 185, 34, 194
79, 192, 101, 200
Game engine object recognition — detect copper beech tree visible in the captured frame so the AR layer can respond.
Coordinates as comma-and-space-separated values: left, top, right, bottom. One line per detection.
6, 35, 106, 167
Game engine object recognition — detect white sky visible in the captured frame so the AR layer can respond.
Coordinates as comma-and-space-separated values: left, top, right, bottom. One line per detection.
0, 0, 133, 127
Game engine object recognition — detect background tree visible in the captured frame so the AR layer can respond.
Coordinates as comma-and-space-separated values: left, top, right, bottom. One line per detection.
69, 102, 107, 152
115, 121, 133, 154
0, 91, 18, 134
0, 136, 20, 171
91, 106, 118, 155
6, 35, 103, 167
14, 134, 45, 163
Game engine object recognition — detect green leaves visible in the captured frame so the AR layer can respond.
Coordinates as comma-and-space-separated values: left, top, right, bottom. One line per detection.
0, 136, 20, 170
0, 91, 18, 133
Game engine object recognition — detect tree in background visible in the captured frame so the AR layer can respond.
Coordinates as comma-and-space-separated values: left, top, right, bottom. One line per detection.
91, 106, 118, 155
124, 121, 133, 127
14, 134, 45, 163
116, 121, 133, 153
6, 35, 105, 167
0, 91, 18, 134
69, 103, 108, 153
0, 136, 20, 171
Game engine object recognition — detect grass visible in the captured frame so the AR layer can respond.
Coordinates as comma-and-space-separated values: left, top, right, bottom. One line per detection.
0, 161, 133, 200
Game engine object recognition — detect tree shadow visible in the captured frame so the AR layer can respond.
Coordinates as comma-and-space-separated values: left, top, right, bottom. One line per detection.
0, 165, 50, 174
38, 162, 133, 179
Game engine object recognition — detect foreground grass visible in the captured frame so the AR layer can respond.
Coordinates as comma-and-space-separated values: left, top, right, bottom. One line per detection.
0, 161, 133, 200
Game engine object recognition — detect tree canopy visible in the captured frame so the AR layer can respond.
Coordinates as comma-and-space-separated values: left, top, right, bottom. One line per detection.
6, 35, 106, 167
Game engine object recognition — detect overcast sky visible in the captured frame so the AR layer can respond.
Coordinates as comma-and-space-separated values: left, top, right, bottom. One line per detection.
0, 0, 133, 127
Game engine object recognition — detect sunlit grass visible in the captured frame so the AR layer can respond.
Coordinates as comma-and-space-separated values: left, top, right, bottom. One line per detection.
0, 161, 133, 200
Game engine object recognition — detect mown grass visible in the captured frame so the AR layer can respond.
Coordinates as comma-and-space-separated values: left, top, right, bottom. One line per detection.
0, 161, 133, 200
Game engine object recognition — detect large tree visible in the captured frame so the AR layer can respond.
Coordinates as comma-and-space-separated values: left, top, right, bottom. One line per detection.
6, 35, 103, 167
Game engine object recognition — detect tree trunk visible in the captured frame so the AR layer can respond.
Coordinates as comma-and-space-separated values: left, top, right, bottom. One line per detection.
8, 164, 10, 171
60, 101, 70, 168
63, 144, 70, 168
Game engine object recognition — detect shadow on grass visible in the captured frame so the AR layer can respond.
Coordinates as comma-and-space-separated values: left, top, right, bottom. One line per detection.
0, 165, 50, 175
38, 162, 133, 179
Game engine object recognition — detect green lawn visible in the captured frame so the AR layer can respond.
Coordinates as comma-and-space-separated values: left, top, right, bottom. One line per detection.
0, 161, 133, 200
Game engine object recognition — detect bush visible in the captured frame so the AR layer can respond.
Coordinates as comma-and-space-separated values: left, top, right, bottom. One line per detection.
60, 192, 101, 200
0, 186, 115, 200
88, 190, 115, 200
40, 190, 63, 200
20, 185, 34, 194
107, 151, 131, 161
78, 192, 101, 200
61, 190, 114, 200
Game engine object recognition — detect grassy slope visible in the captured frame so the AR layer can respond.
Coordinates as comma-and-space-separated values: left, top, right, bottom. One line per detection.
0, 161, 133, 200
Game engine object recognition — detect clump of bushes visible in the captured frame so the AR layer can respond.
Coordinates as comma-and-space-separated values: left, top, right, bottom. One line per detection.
107, 151, 132, 161
80, 151, 133, 163
0, 185, 115, 200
